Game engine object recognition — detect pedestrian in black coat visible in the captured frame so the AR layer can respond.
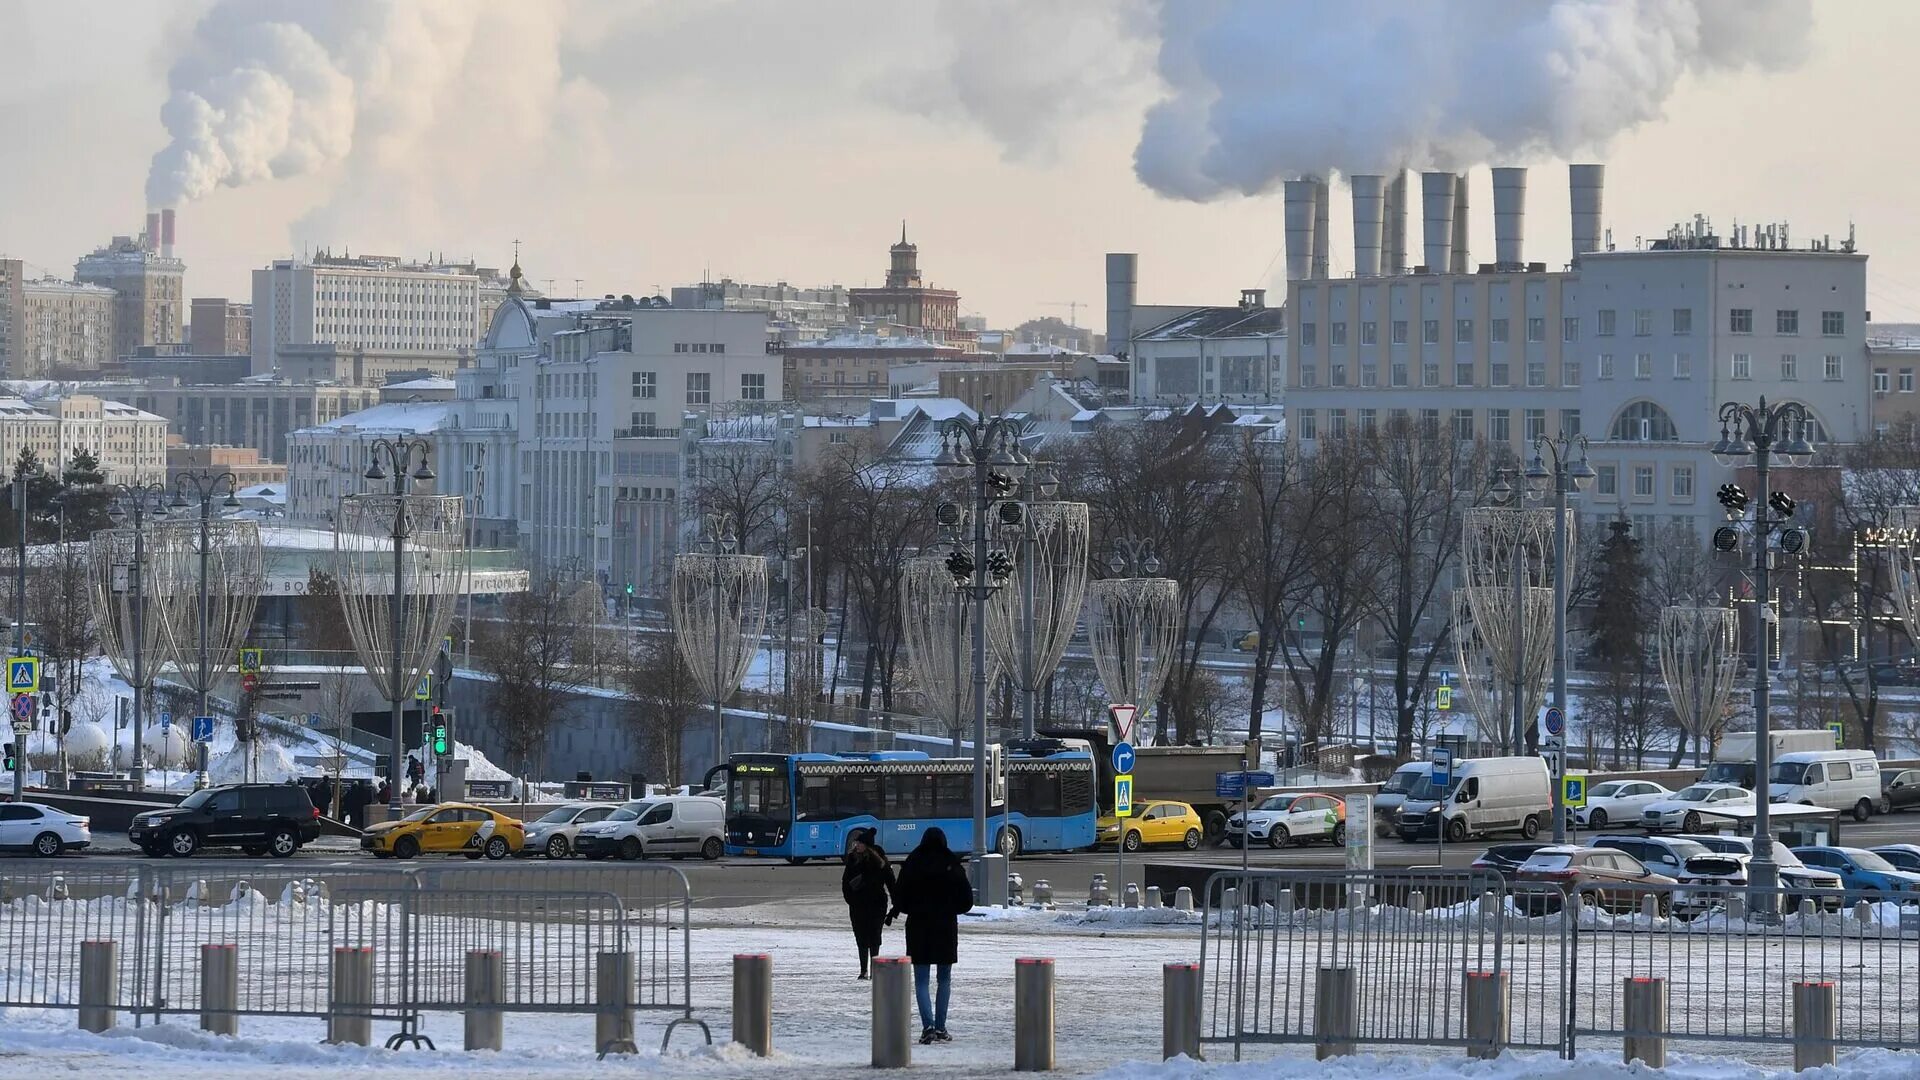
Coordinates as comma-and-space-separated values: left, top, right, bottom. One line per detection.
841, 826, 894, 979
887, 827, 973, 1043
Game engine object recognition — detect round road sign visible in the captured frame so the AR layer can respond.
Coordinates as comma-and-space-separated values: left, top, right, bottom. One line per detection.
1544, 706, 1565, 737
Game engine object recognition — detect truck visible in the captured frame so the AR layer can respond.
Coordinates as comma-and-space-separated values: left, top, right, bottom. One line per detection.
1704, 730, 1838, 790
1035, 727, 1254, 843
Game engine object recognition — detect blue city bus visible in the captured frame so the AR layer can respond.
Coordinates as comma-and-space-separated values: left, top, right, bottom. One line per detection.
724, 744, 1097, 862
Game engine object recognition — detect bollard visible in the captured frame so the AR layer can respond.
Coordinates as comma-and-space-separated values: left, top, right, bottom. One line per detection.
1174, 886, 1194, 912
1009, 873, 1025, 906
1162, 962, 1203, 1061
1145, 885, 1163, 909
1641, 893, 1661, 921
1792, 980, 1837, 1071
1033, 879, 1054, 908
1221, 886, 1239, 923
1314, 967, 1356, 1060
1122, 883, 1142, 909
327, 946, 374, 1046
1464, 971, 1508, 1060
1622, 977, 1667, 1067
78, 940, 118, 1034
871, 957, 913, 1068
1089, 874, 1109, 907
979, 853, 1010, 907
1726, 894, 1746, 923
1408, 889, 1427, 915
1798, 897, 1817, 919
200, 943, 238, 1037
1276, 889, 1295, 920
595, 951, 637, 1057
1853, 899, 1874, 929
1013, 958, 1056, 1071
464, 949, 504, 1052
732, 954, 773, 1057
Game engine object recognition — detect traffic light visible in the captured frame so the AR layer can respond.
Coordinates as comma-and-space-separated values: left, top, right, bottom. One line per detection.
431, 706, 449, 755
3, 742, 13, 771
625, 582, 634, 596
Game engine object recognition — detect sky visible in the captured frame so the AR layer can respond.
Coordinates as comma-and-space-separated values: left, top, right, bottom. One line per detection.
3, 0, 1919, 330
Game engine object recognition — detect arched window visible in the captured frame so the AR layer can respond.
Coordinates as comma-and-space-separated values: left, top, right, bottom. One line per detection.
1777, 403, 1831, 445
1609, 401, 1678, 441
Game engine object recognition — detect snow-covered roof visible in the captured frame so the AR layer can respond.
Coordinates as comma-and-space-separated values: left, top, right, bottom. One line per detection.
386, 377, 456, 391
899, 398, 977, 424
292, 401, 456, 436
237, 483, 285, 503
785, 333, 959, 352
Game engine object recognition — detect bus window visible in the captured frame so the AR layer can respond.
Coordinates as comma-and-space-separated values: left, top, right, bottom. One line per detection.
933, 774, 971, 818
1061, 770, 1094, 815
730, 769, 791, 817
833, 774, 884, 819
796, 774, 833, 819
1009, 772, 1061, 816
889, 773, 929, 819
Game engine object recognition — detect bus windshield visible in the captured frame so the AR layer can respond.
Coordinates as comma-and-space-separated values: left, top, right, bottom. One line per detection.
729, 768, 791, 817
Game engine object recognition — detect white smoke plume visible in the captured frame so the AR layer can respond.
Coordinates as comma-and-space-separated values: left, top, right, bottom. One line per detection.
1134, 0, 1814, 199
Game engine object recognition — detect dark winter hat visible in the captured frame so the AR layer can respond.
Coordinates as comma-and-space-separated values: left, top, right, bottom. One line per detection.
918, 827, 950, 854
852, 827, 877, 845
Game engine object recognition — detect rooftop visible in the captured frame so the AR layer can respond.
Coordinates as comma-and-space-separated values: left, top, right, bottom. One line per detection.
293, 401, 456, 436
1138, 304, 1287, 341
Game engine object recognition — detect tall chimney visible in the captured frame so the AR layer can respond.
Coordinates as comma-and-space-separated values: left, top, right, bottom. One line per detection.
1492, 167, 1527, 268
1450, 173, 1470, 274
145, 212, 161, 253
1312, 179, 1331, 278
1105, 253, 1137, 359
1569, 163, 1606, 261
161, 208, 177, 259
1349, 175, 1385, 278
1283, 179, 1317, 282
1385, 171, 1408, 274
1420, 171, 1457, 273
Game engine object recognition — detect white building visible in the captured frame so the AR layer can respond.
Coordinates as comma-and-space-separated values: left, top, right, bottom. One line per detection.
0, 394, 167, 484
1131, 289, 1288, 404
284, 401, 457, 524
250, 253, 484, 380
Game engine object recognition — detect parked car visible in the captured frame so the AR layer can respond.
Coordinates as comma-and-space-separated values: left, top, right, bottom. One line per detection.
1878, 768, 1920, 815
130, 783, 320, 858
1470, 842, 1554, 881
0, 802, 91, 856
1870, 844, 1920, 872
1572, 780, 1672, 829
1641, 784, 1753, 833
1226, 792, 1346, 848
1398, 756, 1551, 843
1671, 832, 1751, 855
1098, 800, 1206, 852
1673, 847, 1843, 915
1585, 834, 1714, 881
520, 802, 620, 859
1791, 846, 1920, 899
574, 795, 726, 861
1372, 762, 1432, 838
1768, 751, 1882, 821
1513, 845, 1677, 914
361, 803, 524, 860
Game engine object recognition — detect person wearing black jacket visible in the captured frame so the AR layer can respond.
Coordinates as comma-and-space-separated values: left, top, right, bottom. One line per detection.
841, 827, 894, 979
887, 827, 973, 1044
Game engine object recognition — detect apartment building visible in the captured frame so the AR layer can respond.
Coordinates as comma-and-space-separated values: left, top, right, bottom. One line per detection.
250, 252, 482, 379
73, 213, 185, 360
188, 298, 252, 357
0, 394, 167, 484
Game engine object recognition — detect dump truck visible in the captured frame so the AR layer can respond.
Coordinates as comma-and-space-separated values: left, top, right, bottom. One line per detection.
1034, 727, 1255, 843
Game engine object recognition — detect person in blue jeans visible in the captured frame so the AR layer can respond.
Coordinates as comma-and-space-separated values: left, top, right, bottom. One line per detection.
887, 827, 973, 1043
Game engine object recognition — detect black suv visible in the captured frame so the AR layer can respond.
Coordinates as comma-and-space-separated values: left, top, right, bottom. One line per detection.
129, 784, 321, 858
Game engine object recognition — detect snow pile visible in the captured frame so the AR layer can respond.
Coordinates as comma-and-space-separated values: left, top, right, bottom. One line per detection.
1076, 905, 1206, 928
207, 737, 300, 786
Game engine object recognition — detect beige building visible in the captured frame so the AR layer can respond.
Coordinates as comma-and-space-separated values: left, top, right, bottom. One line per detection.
0, 394, 167, 483
250, 253, 484, 379
189, 298, 252, 357
0, 261, 118, 377
166, 442, 285, 488
74, 223, 185, 360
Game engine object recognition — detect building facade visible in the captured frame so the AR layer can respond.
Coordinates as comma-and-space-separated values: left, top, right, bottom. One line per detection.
15, 278, 117, 376
848, 228, 977, 349
73, 222, 184, 360
1132, 290, 1288, 405
128, 382, 382, 464
167, 442, 286, 489
188, 298, 252, 357
250, 253, 483, 379
0, 393, 167, 484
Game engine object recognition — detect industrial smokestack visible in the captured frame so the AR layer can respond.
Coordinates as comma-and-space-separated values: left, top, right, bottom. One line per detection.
1312, 179, 1330, 278
1105, 253, 1137, 359
1349, 175, 1385, 278
1385, 171, 1408, 275
145, 212, 161, 254
1420, 171, 1456, 273
1492, 167, 1527, 269
161, 208, 176, 259
1283, 179, 1317, 281
1449, 173, 1469, 274
1570, 163, 1605, 261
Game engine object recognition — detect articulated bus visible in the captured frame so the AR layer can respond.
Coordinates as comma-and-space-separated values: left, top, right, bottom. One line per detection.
723, 743, 1096, 862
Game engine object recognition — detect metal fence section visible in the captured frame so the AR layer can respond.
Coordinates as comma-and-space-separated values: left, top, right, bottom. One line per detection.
0, 867, 156, 1016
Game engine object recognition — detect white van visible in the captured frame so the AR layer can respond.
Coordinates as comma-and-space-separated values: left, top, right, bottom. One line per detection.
573, 795, 726, 860
1398, 756, 1551, 842
1372, 762, 1433, 837
1768, 750, 1881, 820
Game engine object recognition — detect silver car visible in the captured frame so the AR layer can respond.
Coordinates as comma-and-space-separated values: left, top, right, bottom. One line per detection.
520, 802, 619, 859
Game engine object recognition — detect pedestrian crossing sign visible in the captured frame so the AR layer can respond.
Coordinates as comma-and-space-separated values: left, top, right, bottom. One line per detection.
1563, 774, 1587, 808
1436, 686, 1451, 711
6, 657, 37, 694
415, 673, 432, 701
237, 647, 263, 674
1114, 774, 1134, 818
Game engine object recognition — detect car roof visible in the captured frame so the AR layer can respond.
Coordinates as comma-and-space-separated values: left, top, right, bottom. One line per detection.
1872, 843, 1920, 854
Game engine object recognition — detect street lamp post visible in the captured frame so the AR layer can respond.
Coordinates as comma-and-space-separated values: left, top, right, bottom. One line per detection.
362, 440, 435, 814
105, 484, 170, 789
1485, 469, 1530, 755
1524, 433, 1594, 844
170, 472, 242, 784
1711, 397, 1816, 914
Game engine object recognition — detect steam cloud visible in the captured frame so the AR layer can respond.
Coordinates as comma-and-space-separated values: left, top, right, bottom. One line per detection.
1134, 0, 1814, 199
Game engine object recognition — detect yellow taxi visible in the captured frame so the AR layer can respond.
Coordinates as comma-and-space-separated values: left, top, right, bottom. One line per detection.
361, 803, 525, 860
1097, 800, 1205, 852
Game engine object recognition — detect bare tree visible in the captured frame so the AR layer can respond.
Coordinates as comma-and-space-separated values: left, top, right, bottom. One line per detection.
687, 437, 787, 556
472, 577, 606, 785
312, 672, 371, 816
803, 446, 931, 711
29, 541, 96, 772
1223, 433, 1311, 744
619, 635, 703, 788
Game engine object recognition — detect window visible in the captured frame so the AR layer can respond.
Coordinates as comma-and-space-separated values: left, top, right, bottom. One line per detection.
1454, 362, 1473, 386
1422, 362, 1440, 387
673, 343, 688, 354
1360, 362, 1378, 387
1331, 321, 1347, 346
1490, 362, 1509, 386
1822, 310, 1845, 336
1455, 318, 1474, 344
1634, 353, 1652, 379
1563, 316, 1580, 342
1611, 401, 1679, 441
1672, 308, 1692, 335
1527, 359, 1546, 387
1730, 308, 1753, 334
1732, 353, 1751, 379
1777, 309, 1799, 335
1674, 352, 1692, 379
1596, 464, 1618, 496
1563, 360, 1581, 386
1301, 323, 1317, 347
712, 343, 727, 354
686, 372, 711, 404
1298, 409, 1316, 440
1825, 354, 1843, 381
1452, 409, 1474, 442
1331, 362, 1349, 387
1780, 354, 1798, 381
1361, 321, 1378, 346
1597, 309, 1617, 337
1490, 318, 1510, 344
1633, 466, 1655, 498
1875, 368, 1890, 394
1422, 319, 1440, 345
1299, 363, 1317, 388
1329, 410, 1347, 438
1489, 409, 1510, 443
1597, 353, 1615, 380
1392, 320, 1409, 345
1634, 309, 1652, 336
1902, 369, 1915, 393
1672, 465, 1694, 499
1358, 408, 1377, 433
1560, 409, 1582, 438
631, 371, 656, 398
741, 373, 766, 400
1524, 408, 1545, 441
1392, 363, 1409, 387
1527, 317, 1545, 343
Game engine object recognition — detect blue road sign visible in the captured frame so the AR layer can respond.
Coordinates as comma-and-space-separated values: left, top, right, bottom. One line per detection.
1544, 706, 1565, 738
6, 657, 38, 694
1244, 770, 1276, 788
159, 711, 171, 728
11, 694, 32, 721
1216, 771, 1245, 800
1113, 741, 1136, 774
191, 715, 215, 743
1431, 748, 1453, 789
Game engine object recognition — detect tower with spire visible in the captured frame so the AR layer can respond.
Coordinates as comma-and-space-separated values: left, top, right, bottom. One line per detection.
887, 221, 921, 288
849, 221, 974, 348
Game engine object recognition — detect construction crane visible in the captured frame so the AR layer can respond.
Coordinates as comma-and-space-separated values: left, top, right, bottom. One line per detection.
1039, 301, 1085, 326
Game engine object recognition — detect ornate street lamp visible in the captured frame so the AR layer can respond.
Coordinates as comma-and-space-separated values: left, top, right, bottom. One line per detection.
670, 518, 768, 778
988, 461, 1089, 741
88, 483, 170, 787
1523, 432, 1593, 841
1087, 538, 1179, 747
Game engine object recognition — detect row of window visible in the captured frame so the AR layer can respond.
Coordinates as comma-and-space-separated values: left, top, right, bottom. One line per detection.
1300, 351, 1845, 389
1592, 352, 1845, 382
671, 343, 728, 354
1593, 463, 1693, 500
1874, 368, 1918, 394
1297, 308, 1848, 349
1294, 406, 1583, 443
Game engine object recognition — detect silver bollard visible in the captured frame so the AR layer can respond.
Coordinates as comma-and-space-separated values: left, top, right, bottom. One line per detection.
200, 943, 238, 1036
1853, 899, 1874, 924
1013, 958, 1055, 1071
732, 954, 773, 1057
465, 949, 504, 1052
1145, 885, 1163, 908
1221, 886, 1238, 922
1122, 883, 1142, 909
1089, 874, 1109, 907
595, 951, 637, 1057
978, 853, 1010, 907
1314, 967, 1356, 1059
1622, 977, 1667, 1067
1162, 962, 1203, 1061
1174, 886, 1194, 912
1726, 894, 1747, 922
1792, 980, 1837, 1071
328, 946, 374, 1046
1009, 873, 1025, 906
1464, 971, 1508, 1060
871, 957, 913, 1068
1641, 893, 1661, 921
1798, 897, 1817, 919
78, 940, 117, 1034
1033, 879, 1054, 908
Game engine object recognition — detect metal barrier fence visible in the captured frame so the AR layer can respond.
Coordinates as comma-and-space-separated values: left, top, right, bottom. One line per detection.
0, 863, 706, 1049
1200, 868, 1920, 1065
